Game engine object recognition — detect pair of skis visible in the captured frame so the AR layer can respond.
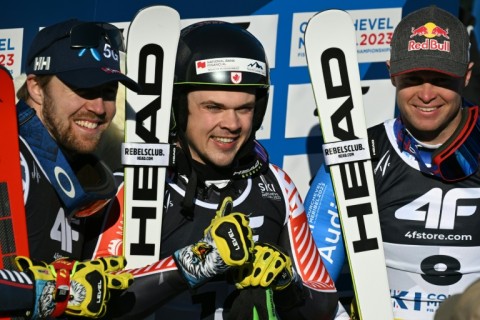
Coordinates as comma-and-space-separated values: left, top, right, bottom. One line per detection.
305, 10, 394, 320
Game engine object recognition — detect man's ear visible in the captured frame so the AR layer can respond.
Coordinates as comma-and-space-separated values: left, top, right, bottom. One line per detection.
25, 74, 44, 106
464, 61, 474, 87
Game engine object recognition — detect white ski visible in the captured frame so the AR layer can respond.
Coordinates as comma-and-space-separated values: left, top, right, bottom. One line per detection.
122, 5, 180, 268
304, 10, 394, 320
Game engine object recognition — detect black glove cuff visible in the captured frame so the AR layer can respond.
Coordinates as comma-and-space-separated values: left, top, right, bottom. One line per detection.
273, 277, 305, 311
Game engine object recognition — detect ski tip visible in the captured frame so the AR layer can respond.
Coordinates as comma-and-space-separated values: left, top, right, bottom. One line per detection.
308, 9, 352, 24
127, 5, 181, 41
135, 5, 180, 19
304, 9, 356, 48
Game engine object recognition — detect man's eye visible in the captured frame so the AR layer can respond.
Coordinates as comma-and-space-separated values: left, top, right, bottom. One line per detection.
432, 78, 450, 86
102, 88, 118, 101
73, 84, 118, 100
206, 105, 221, 111
237, 106, 254, 114
404, 76, 421, 84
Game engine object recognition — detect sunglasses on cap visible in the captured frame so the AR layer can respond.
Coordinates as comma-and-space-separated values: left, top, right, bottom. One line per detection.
28, 21, 125, 65
430, 105, 480, 182
69, 22, 125, 52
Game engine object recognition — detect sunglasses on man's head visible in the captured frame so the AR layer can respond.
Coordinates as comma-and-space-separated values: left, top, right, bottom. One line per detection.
28, 22, 125, 65
69, 22, 125, 52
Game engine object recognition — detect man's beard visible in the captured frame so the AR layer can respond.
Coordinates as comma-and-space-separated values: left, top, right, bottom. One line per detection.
42, 93, 102, 154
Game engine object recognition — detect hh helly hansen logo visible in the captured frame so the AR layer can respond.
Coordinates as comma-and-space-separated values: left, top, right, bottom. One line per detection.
33, 56, 51, 71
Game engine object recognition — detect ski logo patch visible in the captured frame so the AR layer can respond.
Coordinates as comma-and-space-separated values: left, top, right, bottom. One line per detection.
194, 57, 266, 76
322, 138, 369, 165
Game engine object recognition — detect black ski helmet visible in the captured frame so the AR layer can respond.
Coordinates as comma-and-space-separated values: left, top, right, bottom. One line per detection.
172, 20, 270, 134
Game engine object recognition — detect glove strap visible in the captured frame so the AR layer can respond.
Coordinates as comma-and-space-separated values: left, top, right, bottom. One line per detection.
49, 259, 75, 317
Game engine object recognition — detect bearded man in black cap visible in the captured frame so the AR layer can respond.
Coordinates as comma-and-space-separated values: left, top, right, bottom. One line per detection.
0, 19, 140, 319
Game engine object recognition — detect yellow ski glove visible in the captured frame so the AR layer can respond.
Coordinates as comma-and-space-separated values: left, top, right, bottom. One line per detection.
15, 255, 133, 319
235, 243, 294, 291
174, 196, 254, 288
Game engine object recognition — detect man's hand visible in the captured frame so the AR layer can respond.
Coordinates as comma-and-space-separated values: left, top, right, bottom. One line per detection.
174, 196, 254, 288
234, 243, 294, 291
15, 255, 133, 319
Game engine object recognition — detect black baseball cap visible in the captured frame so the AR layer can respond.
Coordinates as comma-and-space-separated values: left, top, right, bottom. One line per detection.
390, 6, 470, 77
25, 19, 140, 92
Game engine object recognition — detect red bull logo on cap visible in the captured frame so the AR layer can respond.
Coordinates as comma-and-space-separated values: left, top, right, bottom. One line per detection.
408, 22, 450, 53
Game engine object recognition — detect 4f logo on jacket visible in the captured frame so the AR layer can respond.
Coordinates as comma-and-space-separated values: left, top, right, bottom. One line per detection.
395, 188, 480, 229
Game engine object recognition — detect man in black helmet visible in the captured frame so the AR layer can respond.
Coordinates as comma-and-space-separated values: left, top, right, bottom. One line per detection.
101, 20, 339, 319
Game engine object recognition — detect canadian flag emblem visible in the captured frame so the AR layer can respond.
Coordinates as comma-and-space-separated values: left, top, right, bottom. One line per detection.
196, 60, 206, 68
231, 72, 242, 84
